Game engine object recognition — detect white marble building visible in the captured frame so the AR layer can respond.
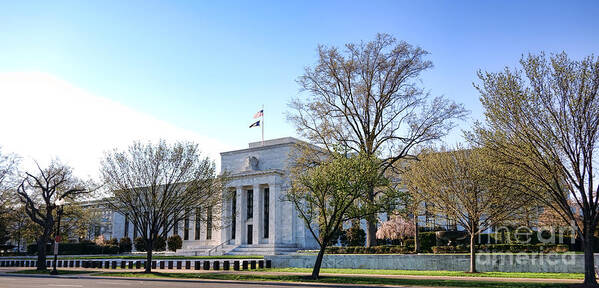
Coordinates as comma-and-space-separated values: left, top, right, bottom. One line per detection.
217, 137, 319, 254
104, 137, 319, 255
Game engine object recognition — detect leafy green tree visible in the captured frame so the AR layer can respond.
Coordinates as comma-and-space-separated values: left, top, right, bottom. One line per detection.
287, 152, 386, 279
472, 52, 599, 286
0, 148, 18, 249
8, 207, 37, 252
288, 33, 468, 246
403, 147, 530, 273
58, 204, 94, 241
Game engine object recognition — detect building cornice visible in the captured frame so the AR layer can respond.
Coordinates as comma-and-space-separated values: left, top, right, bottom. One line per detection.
220, 142, 297, 156
225, 169, 285, 179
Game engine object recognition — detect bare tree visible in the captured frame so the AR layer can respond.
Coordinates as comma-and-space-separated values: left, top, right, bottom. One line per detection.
472, 52, 599, 286
100, 140, 225, 273
16, 161, 87, 270
403, 147, 530, 273
288, 33, 468, 246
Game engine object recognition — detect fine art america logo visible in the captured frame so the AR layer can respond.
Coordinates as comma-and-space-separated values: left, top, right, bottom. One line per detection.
475, 223, 578, 267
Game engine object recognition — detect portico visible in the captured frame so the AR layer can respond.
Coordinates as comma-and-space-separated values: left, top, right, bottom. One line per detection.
214, 137, 318, 255
223, 176, 281, 246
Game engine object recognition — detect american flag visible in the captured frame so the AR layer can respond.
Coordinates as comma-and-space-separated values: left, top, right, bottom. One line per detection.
253, 109, 263, 119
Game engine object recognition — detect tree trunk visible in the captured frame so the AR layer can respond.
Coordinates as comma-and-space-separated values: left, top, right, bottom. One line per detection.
36, 238, 47, 270
365, 218, 378, 247
311, 245, 326, 279
582, 225, 598, 286
365, 185, 377, 247
469, 233, 477, 273
413, 213, 419, 253
145, 240, 153, 273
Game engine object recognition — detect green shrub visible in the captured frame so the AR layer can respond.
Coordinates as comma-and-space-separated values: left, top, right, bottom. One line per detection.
418, 232, 442, 252
325, 245, 414, 254
119, 237, 132, 253
134, 237, 145, 252
105, 238, 118, 246
432, 245, 468, 254
431, 243, 571, 254
26, 242, 119, 255
130, 236, 167, 252
153, 235, 166, 251
167, 235, 182, 251
339, 223, 365, 247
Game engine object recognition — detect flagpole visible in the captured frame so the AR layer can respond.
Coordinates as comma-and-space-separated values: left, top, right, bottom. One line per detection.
261, 104, 264, 146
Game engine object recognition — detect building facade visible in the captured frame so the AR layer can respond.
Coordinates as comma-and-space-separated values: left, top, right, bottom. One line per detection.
214, 137, 319, 254
98, 137, 319, 255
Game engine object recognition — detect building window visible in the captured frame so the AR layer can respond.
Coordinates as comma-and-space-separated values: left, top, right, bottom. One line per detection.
264, 188, 269, 238
445, 214, 457, 231
174, 219, 179, 235
124, 214, 129, 237
195, 207, 201, 240
206, 207, 213, 240
247, 189, 253, 219
231, 191, 236, 239
133, 223, 137, 239
184, 209, 190, 240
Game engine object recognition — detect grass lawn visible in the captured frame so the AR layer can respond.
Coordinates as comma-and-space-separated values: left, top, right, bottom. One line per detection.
265, 268, 584, 280
10, 269, 90, 275
95, 272, 571, 288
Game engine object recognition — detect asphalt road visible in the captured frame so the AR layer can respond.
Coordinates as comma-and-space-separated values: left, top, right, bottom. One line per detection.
0, 274, 393, 288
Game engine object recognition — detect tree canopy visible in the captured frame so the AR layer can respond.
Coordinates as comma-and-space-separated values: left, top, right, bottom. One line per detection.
288, 152, 386, 279
100, 140, 225, 273
403, 147, 530, 272
288, 33, 467, 246
472, 52, 599, 285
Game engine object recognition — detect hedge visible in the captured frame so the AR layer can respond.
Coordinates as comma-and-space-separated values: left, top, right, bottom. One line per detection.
325, 245, 415, 254
416, 231, 581, 252
431, 243, 569, 254
26, 242, 119, 255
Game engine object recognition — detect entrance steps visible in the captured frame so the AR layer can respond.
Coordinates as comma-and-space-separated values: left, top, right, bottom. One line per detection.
175, 244, 237, 256
225, 243, 298, 255
176, 243, 299, 256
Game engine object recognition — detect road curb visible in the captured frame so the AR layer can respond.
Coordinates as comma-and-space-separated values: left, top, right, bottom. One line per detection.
0, 272, 403, 288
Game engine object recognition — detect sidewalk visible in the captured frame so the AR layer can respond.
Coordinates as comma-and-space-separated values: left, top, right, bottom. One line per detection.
0, 267, 582, 285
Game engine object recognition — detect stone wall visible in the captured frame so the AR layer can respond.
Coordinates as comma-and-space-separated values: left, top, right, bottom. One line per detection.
266, 253, 592, 273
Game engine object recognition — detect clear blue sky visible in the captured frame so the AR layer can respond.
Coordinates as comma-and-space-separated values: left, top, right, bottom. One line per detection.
1, 0, 598, 148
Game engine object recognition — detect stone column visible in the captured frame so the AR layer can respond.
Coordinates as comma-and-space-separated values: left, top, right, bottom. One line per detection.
269, 183, 278, 244
219, 196, 226, 244
235, 186, 245, 245
253, 184, 261, 245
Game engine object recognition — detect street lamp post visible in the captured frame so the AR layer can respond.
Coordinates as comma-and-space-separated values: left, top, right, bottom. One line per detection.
50, 198, 65, 275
